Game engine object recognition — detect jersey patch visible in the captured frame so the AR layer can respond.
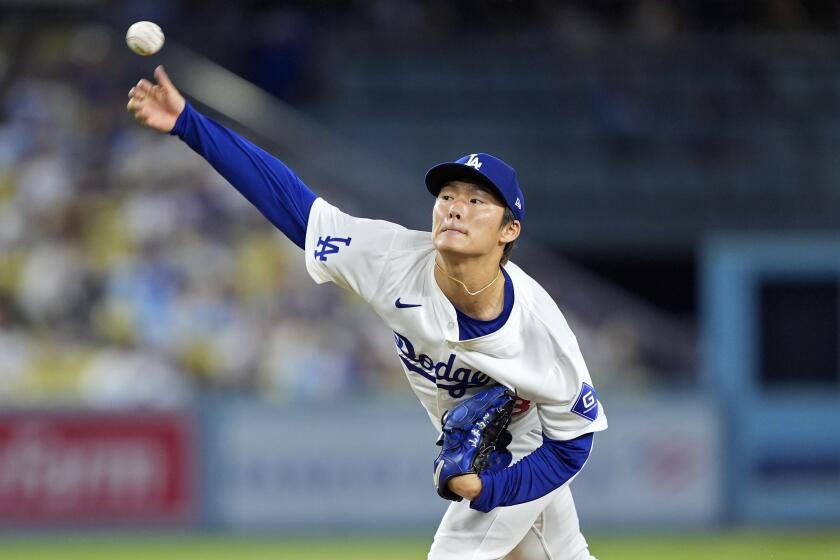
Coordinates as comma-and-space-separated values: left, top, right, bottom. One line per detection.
314, 235, 351, 261
571, 382, 599, 422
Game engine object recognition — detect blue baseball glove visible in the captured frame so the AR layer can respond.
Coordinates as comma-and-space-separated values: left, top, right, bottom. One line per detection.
433, 385, 516, 501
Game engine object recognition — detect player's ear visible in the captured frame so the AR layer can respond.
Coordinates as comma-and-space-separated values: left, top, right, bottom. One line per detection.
499, 219, 521, 244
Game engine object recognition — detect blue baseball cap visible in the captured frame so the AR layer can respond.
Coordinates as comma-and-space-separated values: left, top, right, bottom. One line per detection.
425, 153, 525, 223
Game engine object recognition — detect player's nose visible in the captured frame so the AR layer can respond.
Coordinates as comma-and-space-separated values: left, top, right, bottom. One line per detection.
448, 200, 465, 219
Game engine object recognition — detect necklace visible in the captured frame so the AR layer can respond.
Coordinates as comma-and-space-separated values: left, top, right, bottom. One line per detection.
435, 262, 502, 297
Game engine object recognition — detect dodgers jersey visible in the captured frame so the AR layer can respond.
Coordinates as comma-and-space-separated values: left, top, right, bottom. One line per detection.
304, 198, 607, 453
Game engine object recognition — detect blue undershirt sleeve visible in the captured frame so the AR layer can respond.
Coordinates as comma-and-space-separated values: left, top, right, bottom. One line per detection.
470, 432, 593, 513
169, 101, 317, 249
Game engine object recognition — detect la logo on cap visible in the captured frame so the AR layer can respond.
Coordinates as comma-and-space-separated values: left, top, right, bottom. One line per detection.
465, 154, 482, 170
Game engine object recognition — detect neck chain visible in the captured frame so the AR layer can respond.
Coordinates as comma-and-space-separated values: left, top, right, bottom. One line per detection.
435, 262, 502, 297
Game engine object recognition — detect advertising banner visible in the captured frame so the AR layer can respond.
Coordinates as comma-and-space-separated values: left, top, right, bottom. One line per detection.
0, 413, 195, 524
202, 395, 721, 531
202, 399, 447, 530
573, 395, 722, 527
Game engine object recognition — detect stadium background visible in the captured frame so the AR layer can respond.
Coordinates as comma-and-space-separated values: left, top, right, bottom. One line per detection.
1, 0, 839, 558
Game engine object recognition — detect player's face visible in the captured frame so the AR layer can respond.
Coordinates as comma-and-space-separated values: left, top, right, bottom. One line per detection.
432, 181, 518, 261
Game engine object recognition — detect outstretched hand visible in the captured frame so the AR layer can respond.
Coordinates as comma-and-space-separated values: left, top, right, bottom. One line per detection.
126, 65, 185, 133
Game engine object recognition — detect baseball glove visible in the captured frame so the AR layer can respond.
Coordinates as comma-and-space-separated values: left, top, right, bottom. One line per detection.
433, 385, 516, 501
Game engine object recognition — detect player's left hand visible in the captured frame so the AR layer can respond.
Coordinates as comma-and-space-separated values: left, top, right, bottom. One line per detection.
447, 474, 483, 500
433, 385, 515, 502
447, 428, 512, 499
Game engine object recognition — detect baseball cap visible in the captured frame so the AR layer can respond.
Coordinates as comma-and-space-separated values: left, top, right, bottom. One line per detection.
425, 153, 525, 223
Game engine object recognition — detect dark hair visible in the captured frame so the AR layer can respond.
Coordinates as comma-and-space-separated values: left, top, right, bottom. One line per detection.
500, 206, 517, 265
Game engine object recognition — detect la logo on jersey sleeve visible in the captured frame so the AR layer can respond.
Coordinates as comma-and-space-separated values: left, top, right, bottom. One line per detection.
314, 235, 351, 261
571, 382, 599, 422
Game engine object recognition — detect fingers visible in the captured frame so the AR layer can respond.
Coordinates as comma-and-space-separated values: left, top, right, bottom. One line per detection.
126, 97, 144, 122
154, 65, 174, 90
126, 96, 150, 124
127, 78, 157, 115
131, 107, 148, 124
136, 78, 154, 96
128, 73, 160, 100
126, 68, 180, 130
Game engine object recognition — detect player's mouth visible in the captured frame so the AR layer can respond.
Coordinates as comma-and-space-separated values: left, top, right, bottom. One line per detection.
440, 226, 467, 236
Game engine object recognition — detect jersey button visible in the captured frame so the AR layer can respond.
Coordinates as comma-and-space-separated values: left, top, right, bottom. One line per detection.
447, 321, 455, 329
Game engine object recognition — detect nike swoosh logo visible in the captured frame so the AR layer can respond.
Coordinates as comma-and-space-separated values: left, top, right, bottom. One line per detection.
395, 298, 422, 309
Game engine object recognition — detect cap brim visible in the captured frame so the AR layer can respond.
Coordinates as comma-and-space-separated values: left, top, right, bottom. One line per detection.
425, 163, 505, 202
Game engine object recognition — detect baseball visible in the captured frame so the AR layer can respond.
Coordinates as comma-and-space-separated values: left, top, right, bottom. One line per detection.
126, 21, 164, 56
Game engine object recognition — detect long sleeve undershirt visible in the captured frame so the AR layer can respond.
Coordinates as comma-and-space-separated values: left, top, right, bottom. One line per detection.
170, 101, 316, 249
470, 432, 593, 513
169, 102, 594, 511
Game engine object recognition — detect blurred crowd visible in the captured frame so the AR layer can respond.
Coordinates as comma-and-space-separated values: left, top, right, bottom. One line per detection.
0, 27, 410, 409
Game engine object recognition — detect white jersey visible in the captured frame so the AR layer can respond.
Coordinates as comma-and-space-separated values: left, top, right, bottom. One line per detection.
304, 198, 607, 457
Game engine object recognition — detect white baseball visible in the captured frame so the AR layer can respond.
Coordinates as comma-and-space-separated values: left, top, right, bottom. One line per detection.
126, 21, 164, 56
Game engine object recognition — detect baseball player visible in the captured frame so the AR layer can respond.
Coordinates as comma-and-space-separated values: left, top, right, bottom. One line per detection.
127, 66, 607, 560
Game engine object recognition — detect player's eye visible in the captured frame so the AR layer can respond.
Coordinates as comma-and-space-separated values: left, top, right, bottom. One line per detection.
470, 198, 483, 204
